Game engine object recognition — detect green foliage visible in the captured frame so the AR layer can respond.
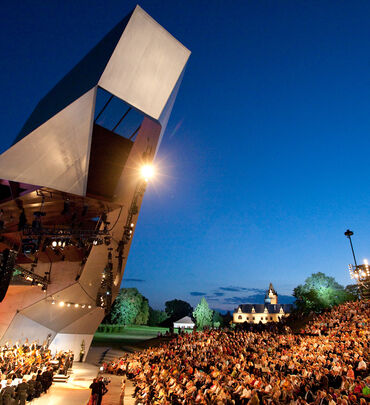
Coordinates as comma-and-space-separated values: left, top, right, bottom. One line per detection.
135, 297, 150, 325
148, 307, 168, 326
293, 272, 350, 313
110, 288, 149, 326
165, 299, 193, 319
212, 310, 224, 327
193, 297, 213, 330
344, 284, 361, 301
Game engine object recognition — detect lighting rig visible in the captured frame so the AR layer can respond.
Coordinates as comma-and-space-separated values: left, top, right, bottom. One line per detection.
95, 163, 155, 313
23, 225, 110, 248
345, 229, 370, 299
115, 164, 154, 275
15, 207, 113, 294
14, 264, 48, 291
348, 261, 370, 299
96, 248, 114, 313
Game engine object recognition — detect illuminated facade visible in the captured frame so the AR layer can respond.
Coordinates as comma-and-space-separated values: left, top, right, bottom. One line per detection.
233, 283, 293, 324
0, 6, 190, 359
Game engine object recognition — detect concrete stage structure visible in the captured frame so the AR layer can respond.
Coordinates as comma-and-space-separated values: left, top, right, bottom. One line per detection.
0, 6, 190, 358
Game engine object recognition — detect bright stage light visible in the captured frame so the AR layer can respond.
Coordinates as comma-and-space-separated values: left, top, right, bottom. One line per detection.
140, 164, 154, 181
59, 301, 65, 307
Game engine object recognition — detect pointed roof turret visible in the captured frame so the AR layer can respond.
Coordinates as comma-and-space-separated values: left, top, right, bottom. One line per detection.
269, 282, 277, 293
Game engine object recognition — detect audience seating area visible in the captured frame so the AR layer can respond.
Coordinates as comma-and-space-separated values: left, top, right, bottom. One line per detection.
104, 300, 369, 404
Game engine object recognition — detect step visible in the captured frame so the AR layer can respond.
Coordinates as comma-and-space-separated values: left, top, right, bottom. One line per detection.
53, 374, 70, 383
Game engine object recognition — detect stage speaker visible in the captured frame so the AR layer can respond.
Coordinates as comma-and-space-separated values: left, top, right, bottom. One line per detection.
0, 249, 17, 302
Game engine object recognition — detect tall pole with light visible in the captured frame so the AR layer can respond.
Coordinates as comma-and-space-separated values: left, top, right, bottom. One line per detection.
344, 229, 370, 299
344, 229, 358, 267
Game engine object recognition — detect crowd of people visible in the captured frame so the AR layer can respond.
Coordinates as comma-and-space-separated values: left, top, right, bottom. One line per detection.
0, 340, 73, 404
104, 300, 369, 404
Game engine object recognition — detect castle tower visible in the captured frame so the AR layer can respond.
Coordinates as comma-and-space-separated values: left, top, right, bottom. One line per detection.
264, 282, 278, 305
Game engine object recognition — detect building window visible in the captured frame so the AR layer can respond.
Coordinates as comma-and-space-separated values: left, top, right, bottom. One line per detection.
238, 315, 242, 320
270, 317, 272, 320
253, 317, 255, 320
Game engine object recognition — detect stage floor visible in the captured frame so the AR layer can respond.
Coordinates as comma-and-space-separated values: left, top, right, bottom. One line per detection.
30, 363, 136, 405
32, 363, 98, 405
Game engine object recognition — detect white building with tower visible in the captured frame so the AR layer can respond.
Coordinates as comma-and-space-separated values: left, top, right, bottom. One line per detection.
233, 283, 293, 324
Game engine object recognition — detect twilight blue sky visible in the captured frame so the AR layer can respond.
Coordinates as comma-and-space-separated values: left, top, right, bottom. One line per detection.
1, 1, 369, 311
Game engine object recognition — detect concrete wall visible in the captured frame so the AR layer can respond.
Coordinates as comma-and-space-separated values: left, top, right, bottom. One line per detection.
49, 333, 94, 361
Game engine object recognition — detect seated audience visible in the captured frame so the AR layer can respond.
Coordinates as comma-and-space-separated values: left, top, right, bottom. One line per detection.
106, 300, 369, 404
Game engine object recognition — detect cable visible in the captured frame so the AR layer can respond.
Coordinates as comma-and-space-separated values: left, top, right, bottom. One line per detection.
107, 206, 123, 232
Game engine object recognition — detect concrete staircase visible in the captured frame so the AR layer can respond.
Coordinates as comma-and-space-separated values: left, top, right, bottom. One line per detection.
85, 346, 126, 367
102, 348, 126, 364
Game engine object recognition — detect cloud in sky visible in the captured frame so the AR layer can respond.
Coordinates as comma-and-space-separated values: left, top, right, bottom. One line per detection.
218, 286, 265, 293
186, 285, 294, 311
223, 293, 295, 305
205, 296, 221, 301
219, 287, 244, 292
223, 296, 256, 304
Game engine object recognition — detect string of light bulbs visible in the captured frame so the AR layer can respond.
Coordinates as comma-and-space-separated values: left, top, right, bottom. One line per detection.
48, 298, 102, 310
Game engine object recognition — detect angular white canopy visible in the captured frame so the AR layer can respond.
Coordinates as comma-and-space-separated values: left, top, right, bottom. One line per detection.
0, 6, 190, 197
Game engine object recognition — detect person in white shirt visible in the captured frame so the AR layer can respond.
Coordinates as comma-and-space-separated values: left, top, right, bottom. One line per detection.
357, 357, 367, 371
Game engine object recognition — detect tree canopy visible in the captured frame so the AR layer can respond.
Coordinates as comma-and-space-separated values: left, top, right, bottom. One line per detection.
193, 297, 213, 329
165, 299, 193, 320
148, 307, 168, 326
212, 310, 223, 328
109, 288, 149, 325
293, 272, 353, 313
344, 284, 361, 301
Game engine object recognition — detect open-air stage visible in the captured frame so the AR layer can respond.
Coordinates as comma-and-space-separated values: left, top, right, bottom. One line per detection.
32, 362, 135, 405
0, 5, 190, 404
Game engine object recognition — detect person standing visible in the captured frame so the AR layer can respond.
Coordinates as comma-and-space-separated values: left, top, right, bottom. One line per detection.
96, 377, 108, 405
2, 380, 15, 405
15, 378, 28, 405
119, 377, 126, 405
89, 377, 108, 405
88, 378, 98, 405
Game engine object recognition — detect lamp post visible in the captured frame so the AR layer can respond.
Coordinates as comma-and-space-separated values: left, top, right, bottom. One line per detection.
345, 229, 370, 299
344, 229, 358, 267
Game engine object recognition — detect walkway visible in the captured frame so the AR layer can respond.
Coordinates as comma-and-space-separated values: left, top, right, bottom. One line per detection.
100, 374, 136, 405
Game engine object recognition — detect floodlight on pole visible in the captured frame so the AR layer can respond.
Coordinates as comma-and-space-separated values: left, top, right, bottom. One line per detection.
345, 229, 370, 298
344, 229, 357, 267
